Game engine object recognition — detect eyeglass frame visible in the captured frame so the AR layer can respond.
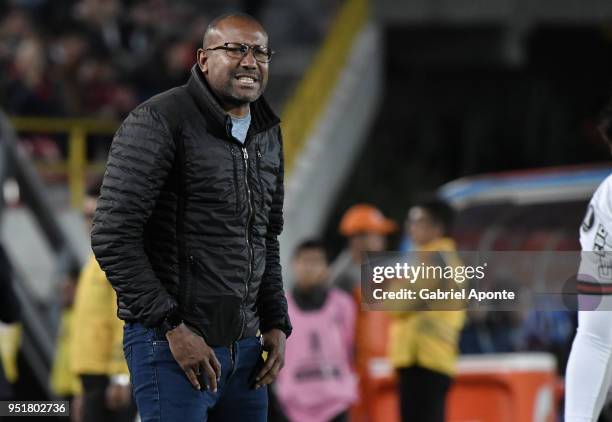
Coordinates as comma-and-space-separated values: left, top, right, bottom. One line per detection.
204, 42, 274, 63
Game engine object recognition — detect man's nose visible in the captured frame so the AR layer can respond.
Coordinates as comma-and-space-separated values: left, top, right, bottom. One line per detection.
239, 49, 257, 68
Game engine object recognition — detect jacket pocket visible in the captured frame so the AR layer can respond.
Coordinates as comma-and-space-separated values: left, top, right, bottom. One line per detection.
191, 295, 244, 347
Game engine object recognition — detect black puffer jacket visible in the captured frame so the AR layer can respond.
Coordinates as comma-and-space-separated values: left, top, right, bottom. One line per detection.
92, 65, 292, 346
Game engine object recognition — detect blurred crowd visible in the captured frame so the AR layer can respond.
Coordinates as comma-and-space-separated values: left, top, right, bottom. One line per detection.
0, 0, 341, 163
0, 0, 231, 119
0, 0, 340, 120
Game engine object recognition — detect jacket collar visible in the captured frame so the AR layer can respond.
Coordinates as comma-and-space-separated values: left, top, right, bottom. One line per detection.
186, 64, 280, 138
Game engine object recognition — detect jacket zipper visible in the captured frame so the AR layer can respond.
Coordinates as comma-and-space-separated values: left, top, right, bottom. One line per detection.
231, 147, 240, 214
238, 146, 254, 341
187, 254, 195, 310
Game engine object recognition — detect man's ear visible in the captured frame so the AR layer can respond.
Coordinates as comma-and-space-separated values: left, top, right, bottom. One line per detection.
197, 48, 208, 73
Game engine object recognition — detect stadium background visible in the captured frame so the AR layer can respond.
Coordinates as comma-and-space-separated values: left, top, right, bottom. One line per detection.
2, 0, 612, 420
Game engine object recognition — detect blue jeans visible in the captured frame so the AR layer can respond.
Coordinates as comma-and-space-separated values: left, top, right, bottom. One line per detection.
123, 323, 268, 422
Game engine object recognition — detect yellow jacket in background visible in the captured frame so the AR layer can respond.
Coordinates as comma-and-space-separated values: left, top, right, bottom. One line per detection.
0, 323, 20, 384
388, 238, 466, 376
50, 309, 82, 396
70, 255, 128, 376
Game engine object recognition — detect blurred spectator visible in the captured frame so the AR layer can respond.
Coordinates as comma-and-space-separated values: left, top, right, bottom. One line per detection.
521, 307, 575, 374
0, 322, 20, 401
271, 239, 358, 422
459, 309, 522, 354
388, 198, 465, 422
49, 30, 89, 114
460, 275, 523, 355
130, 35, 195, 99
73, 0, 149, 66
332, 203, 396, 421
76, 57, 137, 118
0, 8, 34, 68
49, 267, 82, 402
70, 180, 136, 422
333, 203, 397, 294
3, 36, 66, 115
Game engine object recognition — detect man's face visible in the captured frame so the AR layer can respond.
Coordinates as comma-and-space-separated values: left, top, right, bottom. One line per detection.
292, 248, 329, 289
407, 206, 442, 247
198, 18, 269, 106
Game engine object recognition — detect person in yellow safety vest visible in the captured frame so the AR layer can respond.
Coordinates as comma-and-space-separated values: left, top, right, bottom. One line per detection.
69, 181, 136, 422
388, 198, 466, 422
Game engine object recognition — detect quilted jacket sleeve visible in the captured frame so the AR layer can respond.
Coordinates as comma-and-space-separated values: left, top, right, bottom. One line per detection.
91, 105, 177, 327
257, 127, 292, 337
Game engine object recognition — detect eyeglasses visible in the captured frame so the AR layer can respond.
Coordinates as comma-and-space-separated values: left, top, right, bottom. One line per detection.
205, 42, 274, 63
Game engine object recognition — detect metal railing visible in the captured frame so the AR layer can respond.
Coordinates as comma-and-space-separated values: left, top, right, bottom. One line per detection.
9, 117, 118, 208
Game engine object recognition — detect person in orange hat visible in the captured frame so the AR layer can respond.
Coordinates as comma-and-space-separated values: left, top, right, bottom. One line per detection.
331, 204, 396, 422
333, 204, 397, 294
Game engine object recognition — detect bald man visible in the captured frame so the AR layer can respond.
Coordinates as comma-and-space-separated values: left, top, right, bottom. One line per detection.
92, 13, 292, 422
